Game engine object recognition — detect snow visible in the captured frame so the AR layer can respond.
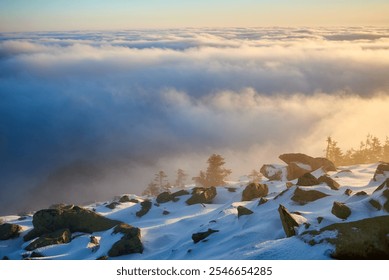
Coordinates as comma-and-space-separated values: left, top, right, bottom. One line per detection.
1, 163, 388, 260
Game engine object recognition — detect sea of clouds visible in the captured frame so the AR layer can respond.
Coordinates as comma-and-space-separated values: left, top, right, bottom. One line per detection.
1, 27, 389, 214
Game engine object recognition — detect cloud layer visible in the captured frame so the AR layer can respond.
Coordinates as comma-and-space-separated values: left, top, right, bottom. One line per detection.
1, 27, 389, 214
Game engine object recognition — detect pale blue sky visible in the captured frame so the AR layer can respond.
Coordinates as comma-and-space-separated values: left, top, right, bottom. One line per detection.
0, 0, 388, 31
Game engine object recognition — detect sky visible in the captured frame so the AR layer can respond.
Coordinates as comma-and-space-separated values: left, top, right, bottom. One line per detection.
0, 0, 389, 32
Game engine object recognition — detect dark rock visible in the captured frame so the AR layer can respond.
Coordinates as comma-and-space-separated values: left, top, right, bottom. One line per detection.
192, 229, 219, 243
318, 175, 340, 190
355, 191, 367, 196
90, 236, 99, 245
374, 178, 389, 193
30, 252, 44, 258
297, 173, 320, 186
0, 223, 22, 240
369, 199, 382, 210
260, 164, 284, 181
279, 153, 336, 172
278, 204, 299, 237
24, 205, 120, 241
156, 192, 173, 204
108, 223, 143, 257
344, 189, 353, 196
291, 187, 329, 205
383, 189, 389, 199
304, 215, 389, 259
274, 189, 289, 200
171, 189, 190, 198
25, 228, 71, 251
331, 202, 351, 220
186, 187, 217, 205
373, 163, 389, 181
96, 256, 108, 260
227, 187, 237, 192
258, 197, 269, 206
119, 195, 131, 203
241, 183, 268, 201
162, 210, 170, 215
129, 199, 140, 203
136, 200, 152, 218
237, 206, 254, 218
286, 162, 311, 181
106, 202, 120, 209
384, 200, 389, 212
317, 217, 324, 224
2, 256, 9, 260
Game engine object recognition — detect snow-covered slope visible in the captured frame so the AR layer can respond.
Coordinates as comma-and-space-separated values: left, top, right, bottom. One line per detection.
1, 163, 388, 260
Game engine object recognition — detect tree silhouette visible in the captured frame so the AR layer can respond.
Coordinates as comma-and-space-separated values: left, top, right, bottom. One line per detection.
175, 169, 187, 188
194, 154, 231, 187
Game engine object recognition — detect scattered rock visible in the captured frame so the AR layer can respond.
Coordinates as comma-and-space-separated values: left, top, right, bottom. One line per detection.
136, 200, 152, 218
118, 195, 131, 203
0, 223, 22, 240
317, 217, 324, 224
373, 178, 389, 193
237, 206, 254, 218
171, 190, 190, 198
297, 173, 320, 186
373, 163, 389, 181
291, 187, 329, 205
30, 252, 44, 258
369, 199, 382, 211
24, 205, 120, 241
192, 229, 219, 243
355, 191, 367, 196
258, 197, 268, 206
156, 192, 173, 204
279, 153, 337, 172
318, 175, 340, 190
278, 204, 299, 237
331, 202, 351, 220
162, 210, 170, 215
344, 189, 352, 196
25, 228, 71, 251
260, 164, 284, 181
108, 223, 143, 257
227, 187, 237, 192
241, 183, 269, 201
285, 182, 294, 189
186, 187, 217, 205
106, 202, 120, 209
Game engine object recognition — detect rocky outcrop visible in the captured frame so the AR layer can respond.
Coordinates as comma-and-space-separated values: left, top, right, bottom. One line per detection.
258, 197, 268, 206
331, 202, 351, 220
172, 189, 190, 198
372, 163, 389, 181
279, 153, 336, 172
0, 223, 22, 240
260, 164, 284, 181
156, 192, 173, 204
25, 228, 71, 251
192, 228, 219, 243
24, 205, 120, 241
237, 206, 254, 218
108, 223, 143, 257
278, 205, 299, 237
136, 200, 152, 217
369, 199, 382, 210
186, 187, 217, 205
286, 162, 311, 181
318, 175, 340, 190
344, 189, 352, 196
297, 173, 320, 186
291, 187, 329, 205
303, 215, 389, 259
241, 183, 268, 201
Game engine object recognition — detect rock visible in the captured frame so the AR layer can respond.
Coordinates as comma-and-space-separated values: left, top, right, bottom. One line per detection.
260, 164, 284, 181
241, 183, 269, 201
108, 223, 143, 257
162, 210, 170, 215
136, 200, 152, 218
30, 252, 44, 258
192, 229, 219, 243
129, 199, 140, 203
106, 202, 120, 209
237, 206, 254, 218
227, 187, 237, 192
279, 153, 337, 172
119, 195, 131, 203
344, 189, 352, 196
317, 217, 324, 224
285, 182, 294, 189
24, 205, 120, 241
186, 187, 217, 205
278, 204, 299, 237
369, 199, 382, 210
0, 223, 22, 240
96, 256, 108, 260
303, 215, 389, 259
373, 163, 389, 181
331, 202, 351, 220
171, 189, 190, 198
355, 191, 367, 196
90, 236, 99, 245
258, 197, 268, 206
373, 178, 389, 193
318, 175, 340, 190
156, 192, 173, 204
286, 162, 311, 181
291, 187, 329, 205
25, 228, 71, 251
297, 173, 320, 186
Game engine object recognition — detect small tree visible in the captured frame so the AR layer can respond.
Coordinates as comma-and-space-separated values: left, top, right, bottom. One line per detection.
154, 170, 171, 192
194, 154, 232, 187
175, 169, 188, 188
142, 181, 159, 196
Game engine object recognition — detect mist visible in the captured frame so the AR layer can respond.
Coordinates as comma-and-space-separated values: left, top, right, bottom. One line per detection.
1, 27, 389, 215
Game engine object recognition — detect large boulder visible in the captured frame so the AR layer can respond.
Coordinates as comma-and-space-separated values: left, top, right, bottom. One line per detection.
25, 228, 71, 251
372, 163, 389, 181
279, 153, 337, 172
108, 223, 143, 257
136, 200, 152, 218
286, 162, 311, 181
192, 228, 219, 243
241, 183, 269, 201
156, 192, 173, 204
171, 189, 190, 198
297, 173, 320, 186
331, 202, 351, 220
186, 187, 217, 205
318, 175, 340, 190
260, 164, 285, 181
278, 205, 299, 237
24, 205, 120, 241
237, 206, 254, 218
303, 215, 389, 259
291, 187, 329, 205
0, 223, 22, 240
